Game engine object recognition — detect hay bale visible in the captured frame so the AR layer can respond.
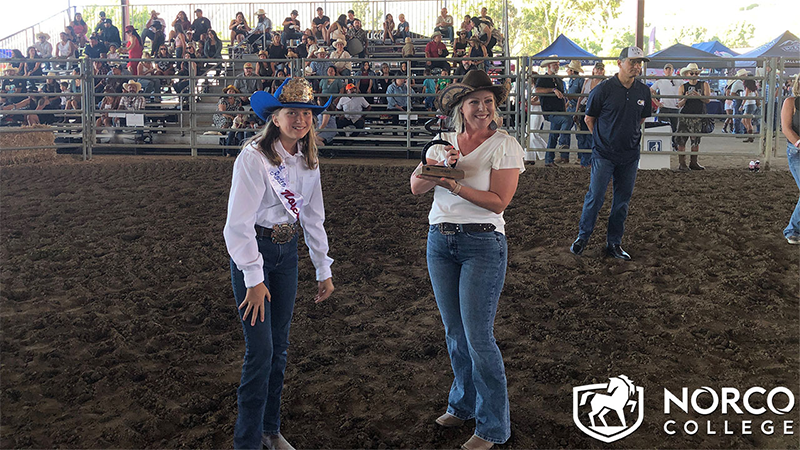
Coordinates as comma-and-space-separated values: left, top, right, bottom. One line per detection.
0, 125, 58, 166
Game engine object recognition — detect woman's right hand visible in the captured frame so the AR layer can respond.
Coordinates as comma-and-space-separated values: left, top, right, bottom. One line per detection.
239, 282, 271, 326
443, 145, 460, 166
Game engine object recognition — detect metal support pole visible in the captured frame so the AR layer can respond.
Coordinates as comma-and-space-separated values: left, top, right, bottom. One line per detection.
405, 60, 411, 159
190, 68, 197, 156
81, 58, 92, 160
635, 0, 645, 49
762, 57, 777, 170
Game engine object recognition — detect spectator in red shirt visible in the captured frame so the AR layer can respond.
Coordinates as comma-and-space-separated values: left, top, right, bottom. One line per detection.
425, 31, 449, 71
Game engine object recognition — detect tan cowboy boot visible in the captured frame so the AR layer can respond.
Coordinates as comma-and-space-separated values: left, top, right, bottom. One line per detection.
435, 412, 465, 428
677, 154, 689, 171
461, 434, 494, 450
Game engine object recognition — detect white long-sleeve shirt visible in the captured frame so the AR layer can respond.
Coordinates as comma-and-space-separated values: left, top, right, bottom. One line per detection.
223, 139, 333, 288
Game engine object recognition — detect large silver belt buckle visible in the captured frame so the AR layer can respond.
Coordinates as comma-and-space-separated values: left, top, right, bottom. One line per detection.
271, 223, 296, 244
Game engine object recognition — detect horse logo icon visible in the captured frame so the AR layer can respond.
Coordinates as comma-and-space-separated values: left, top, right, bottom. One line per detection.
573, 375, 644, 443
648, 140, 662, 152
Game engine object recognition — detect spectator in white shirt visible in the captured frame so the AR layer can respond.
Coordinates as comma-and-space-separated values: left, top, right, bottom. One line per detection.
650, 63, 681, 149
337, 83, 371, 136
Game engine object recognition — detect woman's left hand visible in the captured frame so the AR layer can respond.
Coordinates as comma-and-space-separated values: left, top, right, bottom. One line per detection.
315, 277, 334, 303
416, 174, 458, 191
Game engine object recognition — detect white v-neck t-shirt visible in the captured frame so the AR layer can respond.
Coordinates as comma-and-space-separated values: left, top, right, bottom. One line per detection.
425, 130, 525, 234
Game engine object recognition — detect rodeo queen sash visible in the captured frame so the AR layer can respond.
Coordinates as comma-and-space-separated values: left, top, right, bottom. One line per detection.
266, 161, 304, 221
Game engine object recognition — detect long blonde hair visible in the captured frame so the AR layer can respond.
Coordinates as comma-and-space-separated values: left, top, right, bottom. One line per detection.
792, 74, 800, 97
245, 108, 319, 169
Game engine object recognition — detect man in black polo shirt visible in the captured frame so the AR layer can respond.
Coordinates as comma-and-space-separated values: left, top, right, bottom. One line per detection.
191, 9, 211, 42
84, 35, 108, 59
570, 46, 652, 261
281, 10, 303, 47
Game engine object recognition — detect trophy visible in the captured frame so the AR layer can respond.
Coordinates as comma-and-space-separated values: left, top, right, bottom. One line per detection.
414, 116, 465, 180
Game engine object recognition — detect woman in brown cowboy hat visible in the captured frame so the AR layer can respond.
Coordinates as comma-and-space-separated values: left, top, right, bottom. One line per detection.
409, 70, 524, 450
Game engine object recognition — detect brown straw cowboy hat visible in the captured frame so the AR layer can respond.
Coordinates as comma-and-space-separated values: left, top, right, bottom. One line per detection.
436, 70, 510, 115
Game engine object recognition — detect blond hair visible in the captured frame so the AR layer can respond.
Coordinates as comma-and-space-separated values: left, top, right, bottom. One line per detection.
244, 108, 319, 169
793, 75, 800, 97
449, 97, 501, 133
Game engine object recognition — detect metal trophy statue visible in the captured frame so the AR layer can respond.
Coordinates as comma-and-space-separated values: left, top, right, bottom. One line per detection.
416, 113, 465, 179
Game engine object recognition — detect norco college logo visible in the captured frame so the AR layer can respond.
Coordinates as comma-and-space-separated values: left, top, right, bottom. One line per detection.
574, 376, 797, 443
573, 375, 644, 443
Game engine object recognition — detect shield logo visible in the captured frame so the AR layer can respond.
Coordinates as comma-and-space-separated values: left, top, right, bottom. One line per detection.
573, 375, 644, 443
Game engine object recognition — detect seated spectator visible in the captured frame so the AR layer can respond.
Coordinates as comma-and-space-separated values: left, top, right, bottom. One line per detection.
337, 83, 371, 137
402, 37, 415, 58
137, 52, 161, 97
64, 25, 79, 45
247, 9, 273, 52
297, 35, 315, 59
357, 61, 374, 94
121, 26, 144, 75
422, 67, 436, 110
173, 48, 197, 95
191, 9, 212, 42
434, 7, 454, 40
330, 39, 352, 76
425, 32, 449, 71
169, 11, 192, 44
383, 14, 396, 44
34, 33, 53, 63
386, 77, 409, 130
347, 19, 368, 58
468, 36, 487, 61
478, 7, 494, 28
267, 69, 287, 94
105, 63, 131, 93
96, 85, 118, 128
23, 47, 43, 89
460, 15, 474, 38
454, 59, 477, 78
281, 10, 303, 47
93, 11, 107, 35
55, 33, 78, 66
229, 12, 251, 46
307, 47, 332, 81
329, 15, 347, 43
315, 103, 337, 147
346, 10, 358, 28
453, 31, 469, 57
266, 34, 288, 74
60, 81, 78, 111
107, 44, 121, 60
119, 80, 145, 111
375, 63, 392, 104
256, 51, 273, 87
436, 67, 451, 92
213, 85, 245, 154
26, 84, 61, 126
142, 10, 167, 52
312, 8, 330, 45
396, 14, 410, 40
233, 62, 258, 103
84, 35, 108, 59
399, 61, 415, 87
72, 13, 89, 46
41, 72, 59, 94
153, 45, 175, 93
100, 19, 121, 48
203, 29, 224, 62
319, 65, 345, 106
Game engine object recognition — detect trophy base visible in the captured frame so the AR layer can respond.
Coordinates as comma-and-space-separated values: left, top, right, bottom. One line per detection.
415, 165, 465, 180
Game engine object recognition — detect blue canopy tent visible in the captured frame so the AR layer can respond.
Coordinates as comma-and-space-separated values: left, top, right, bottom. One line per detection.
691, 41, 738, 57
646, 43, 734, 70
530, 34, 597, 66
736, 30, 800, 67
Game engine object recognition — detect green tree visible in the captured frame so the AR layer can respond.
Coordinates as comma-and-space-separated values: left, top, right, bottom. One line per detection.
609, 30, 660, 57
79, 5, 148, 35
673, 26, 710, 45
723, 21, 755, 48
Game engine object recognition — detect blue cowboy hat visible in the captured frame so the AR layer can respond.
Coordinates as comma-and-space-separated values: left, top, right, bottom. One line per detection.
250, 77, 332, 120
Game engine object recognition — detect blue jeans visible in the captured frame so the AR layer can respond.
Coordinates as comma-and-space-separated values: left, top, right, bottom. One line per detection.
576, 116, 593, 167
426, 226, 511, 444
231, 234, 299, 449
545, 114, 572, 164
732, 98, 745, 134
784, 141, 800, 239
577, 153, 639, 245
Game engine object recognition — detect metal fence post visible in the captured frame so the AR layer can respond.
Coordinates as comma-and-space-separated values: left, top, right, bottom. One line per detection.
762, 57, 777, 170
405, 59, 411, 159
80, 58, 92, 160
190, 66, 197, 157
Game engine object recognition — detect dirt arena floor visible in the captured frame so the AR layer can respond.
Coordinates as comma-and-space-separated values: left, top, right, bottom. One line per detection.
1, 155, 798, 449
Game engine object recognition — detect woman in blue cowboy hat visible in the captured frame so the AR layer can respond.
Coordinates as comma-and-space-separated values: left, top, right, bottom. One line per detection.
223, 77, 335, 450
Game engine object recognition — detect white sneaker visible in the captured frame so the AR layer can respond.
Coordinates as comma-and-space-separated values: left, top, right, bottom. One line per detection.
262, 433, 295, 450
787, 235, 800, 245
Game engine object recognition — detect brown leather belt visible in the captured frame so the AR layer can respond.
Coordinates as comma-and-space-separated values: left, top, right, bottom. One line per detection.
255, 223, 299, 244
437, 223, 496, 235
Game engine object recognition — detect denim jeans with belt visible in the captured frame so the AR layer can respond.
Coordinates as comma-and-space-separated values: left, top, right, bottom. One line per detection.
784, 141, 800, 239
578, 153, 639, 245
231, 234, 299, 450
426, 225, 511, 444
545, 114, 573, 164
